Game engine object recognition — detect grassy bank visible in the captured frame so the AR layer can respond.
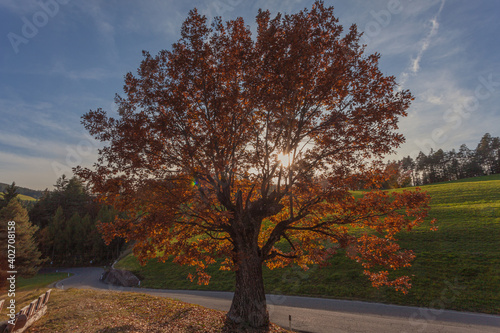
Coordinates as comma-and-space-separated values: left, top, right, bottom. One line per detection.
16, 272, 71, 292
7, 289, 290, 332
0, 272, 70, 296
116, 175, 500, 314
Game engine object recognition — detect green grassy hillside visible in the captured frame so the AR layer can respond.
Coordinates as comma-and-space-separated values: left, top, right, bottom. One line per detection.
0, 192, 37, 201
0, 182, 44, 199
115, 175, 500, 314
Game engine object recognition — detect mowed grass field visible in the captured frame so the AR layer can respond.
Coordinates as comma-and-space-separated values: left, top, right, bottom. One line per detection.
0, 193, 36, 201
115, 175, 500, 314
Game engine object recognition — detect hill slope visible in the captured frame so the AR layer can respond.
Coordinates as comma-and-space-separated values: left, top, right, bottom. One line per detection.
115, 175, 500, 314
0, 192, 37, 202
0, 182, 44, 199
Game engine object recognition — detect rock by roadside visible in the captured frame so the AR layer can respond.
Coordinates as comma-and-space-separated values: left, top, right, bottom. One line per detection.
100, 268, 140, 287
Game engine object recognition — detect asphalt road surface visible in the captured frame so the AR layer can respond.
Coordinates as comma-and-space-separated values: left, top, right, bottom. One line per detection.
45, 267, 500, 333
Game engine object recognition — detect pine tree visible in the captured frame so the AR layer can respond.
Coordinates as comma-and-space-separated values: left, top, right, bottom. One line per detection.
81, 214, 93, 256
0, 200, 44, 278
0, 182, 19, 209
65, 212, 82, 259
50, 206, 66, 261
491, 137, 500, 174
476, 133, 495, 174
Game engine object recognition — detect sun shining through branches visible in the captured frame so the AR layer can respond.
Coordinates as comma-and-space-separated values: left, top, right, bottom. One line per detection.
276, 152, 293, 167
75, 1, 436, 329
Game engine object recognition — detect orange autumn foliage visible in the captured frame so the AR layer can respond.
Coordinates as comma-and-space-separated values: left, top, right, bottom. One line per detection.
75, 1, 435, 327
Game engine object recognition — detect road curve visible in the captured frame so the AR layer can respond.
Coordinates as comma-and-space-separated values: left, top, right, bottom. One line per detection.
45, 267, 499, 333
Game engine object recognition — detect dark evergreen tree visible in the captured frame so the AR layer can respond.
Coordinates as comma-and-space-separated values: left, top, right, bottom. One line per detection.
432, 149, 449, 182
401, 156, 416, 186
491, 137, 500, 174
475, 133, 497, 175
65, 212, 81, 257
49, 206, 66, 261
0, 182, 19, 209
416, 151, 430, 184
0, 200, 44, 278
32, 176, 125, 265
30, 176, 97, 229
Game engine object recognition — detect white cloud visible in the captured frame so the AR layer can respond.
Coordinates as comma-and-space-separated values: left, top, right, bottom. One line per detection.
411, 18, 440, 74
396, 65, 500, 158
399, 0, 445, 86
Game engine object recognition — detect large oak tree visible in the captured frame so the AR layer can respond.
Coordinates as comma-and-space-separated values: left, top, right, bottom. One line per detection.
76, 2, 436, 328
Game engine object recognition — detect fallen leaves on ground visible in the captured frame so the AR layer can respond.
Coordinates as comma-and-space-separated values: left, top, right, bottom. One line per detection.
25, 288, 292, 333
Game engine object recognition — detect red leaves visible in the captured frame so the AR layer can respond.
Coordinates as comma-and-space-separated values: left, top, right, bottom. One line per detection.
75, 1, 435, 295
363, 270, 413, 294
321, 188, 434, 292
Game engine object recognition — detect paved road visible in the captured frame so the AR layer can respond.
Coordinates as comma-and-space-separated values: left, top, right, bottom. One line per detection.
46, 267, 500, 333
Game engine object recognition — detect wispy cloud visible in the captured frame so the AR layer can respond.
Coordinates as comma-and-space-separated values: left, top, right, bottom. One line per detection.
0, 131, 70, 159
0, 150, 56, 188
400, 0, 446, 86
0, 0, 40, 15
74, 1, 118, 61
49, 61, 115, 81
0, 97, 97, 149
1, 0, 498, 190
397, 66, 500, 158
0, 131, 100, 189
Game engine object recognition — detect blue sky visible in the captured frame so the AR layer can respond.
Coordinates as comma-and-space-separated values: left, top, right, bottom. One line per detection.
1, 0, 499, 190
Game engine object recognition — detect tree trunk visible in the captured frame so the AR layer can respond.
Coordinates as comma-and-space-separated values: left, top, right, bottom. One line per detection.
227, 249, 269, 329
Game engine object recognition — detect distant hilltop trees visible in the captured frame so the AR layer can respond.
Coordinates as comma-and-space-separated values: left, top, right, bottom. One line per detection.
0, 182, 45, 200
384, 133, 500, 188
